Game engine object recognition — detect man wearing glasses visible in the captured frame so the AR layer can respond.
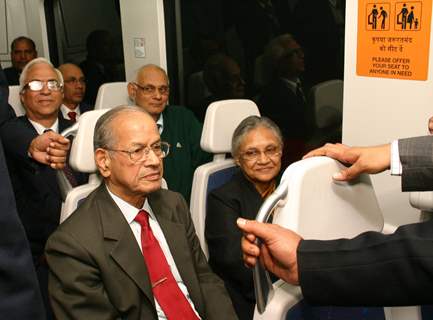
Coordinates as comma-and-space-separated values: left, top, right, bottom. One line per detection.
58, 63, 93, 122
46, 106, 237, 319
128, 64, 211, 203
0, 57, 86, 319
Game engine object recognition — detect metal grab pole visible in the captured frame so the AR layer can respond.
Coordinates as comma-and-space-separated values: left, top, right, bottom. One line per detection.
253, 180, 288, 313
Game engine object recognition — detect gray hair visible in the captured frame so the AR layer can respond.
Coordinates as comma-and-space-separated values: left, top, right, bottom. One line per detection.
231, 115, 283, 158
94, 105, 152, 151
19, 57, 63, 92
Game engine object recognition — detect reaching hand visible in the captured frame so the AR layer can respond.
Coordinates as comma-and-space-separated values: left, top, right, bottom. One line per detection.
302, 143, 391, 181
28, 131, 70, 169
237, 218, 302, 285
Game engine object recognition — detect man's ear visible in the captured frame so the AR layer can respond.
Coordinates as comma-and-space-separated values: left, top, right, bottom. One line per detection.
127, 82, 136, 101
234, 157, 241, 166
95, 148, 111, 178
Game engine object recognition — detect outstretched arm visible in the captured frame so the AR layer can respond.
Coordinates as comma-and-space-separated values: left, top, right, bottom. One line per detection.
303, 143, 391, 181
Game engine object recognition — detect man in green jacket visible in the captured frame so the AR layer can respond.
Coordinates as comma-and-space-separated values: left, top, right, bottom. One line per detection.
128, 64, 211, 202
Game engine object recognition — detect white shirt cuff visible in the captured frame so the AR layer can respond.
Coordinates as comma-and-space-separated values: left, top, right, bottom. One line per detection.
390, 140, 402, 176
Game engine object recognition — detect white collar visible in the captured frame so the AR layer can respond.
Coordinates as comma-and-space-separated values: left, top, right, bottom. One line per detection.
28, 118, 59, 135
156, 113, 164, 134
105, 185, 156, 223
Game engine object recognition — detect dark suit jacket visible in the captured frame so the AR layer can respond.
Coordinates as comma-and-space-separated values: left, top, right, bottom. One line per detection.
3, 66, 20, 85
206, 171, 263, 320
0, 137, 46, 319
258, 77, 312, 140
0, 115, 85, 261
45, 184, 237, 320
79, 101, 94, 114
298, 135, 433, 306
0, 65, 16, 126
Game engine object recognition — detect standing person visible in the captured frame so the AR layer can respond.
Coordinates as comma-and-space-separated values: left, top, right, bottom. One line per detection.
58, 63, 93, 122
239, 138, 433, 306
4, 36, 37, 85
128, 64, 211, 202
206, 116, 282, 319
45, 106, 237, 319
0, 57, 86, 319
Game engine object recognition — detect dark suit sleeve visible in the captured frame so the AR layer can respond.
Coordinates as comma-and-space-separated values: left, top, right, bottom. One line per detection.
0, 118, 38, 162
399, 135, 433, 191
45, 228, 120, 320
0, 65, 16, 126
0, 138, 46, 319
206, 191, 253, 293
175, 192, 238, 320
186, 111, 212, 168
298, 218, 433, 306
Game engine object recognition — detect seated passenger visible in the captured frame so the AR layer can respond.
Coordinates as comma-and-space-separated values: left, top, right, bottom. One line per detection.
192, 53, 246, 122
58, 63, 93, 122
205, 115, 282, 320
258, 34, 314, 166
128, 64, 211, 202
45, 106, 237, 319
0, 57, 86, 319
4, 36, 37, 85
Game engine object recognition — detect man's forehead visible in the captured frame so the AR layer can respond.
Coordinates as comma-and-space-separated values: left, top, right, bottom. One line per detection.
27, 63, 57, 78
14, 40, 34, 50
61, 64, 83, 77
137, 68, 168, 84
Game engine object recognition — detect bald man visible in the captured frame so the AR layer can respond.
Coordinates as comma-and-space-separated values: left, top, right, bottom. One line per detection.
58, 63, 93, 122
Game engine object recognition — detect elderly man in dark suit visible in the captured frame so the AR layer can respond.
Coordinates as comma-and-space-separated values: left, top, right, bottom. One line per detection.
240, 137, 433, 306
58, 63, 93, 122
0, 57, 85, 319
46, 106, 237, 319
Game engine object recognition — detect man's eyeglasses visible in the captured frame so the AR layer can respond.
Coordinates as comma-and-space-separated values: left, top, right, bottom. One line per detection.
240, 145, 282, 162
134, 83, 169, 96
105, 141, 170, 163
64, 78, 86, 86
23, 80, 63, 92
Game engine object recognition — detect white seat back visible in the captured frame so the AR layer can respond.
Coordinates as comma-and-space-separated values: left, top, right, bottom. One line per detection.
310, 79, 343, 129
8, 85, 26, 116
94, 82, 130, 110
254, 156, 384, 318
190, 99, 260, 258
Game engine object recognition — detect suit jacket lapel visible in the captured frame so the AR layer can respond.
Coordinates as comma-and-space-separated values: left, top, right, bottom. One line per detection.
148, 191, 205, 315
96, 186, 155, 307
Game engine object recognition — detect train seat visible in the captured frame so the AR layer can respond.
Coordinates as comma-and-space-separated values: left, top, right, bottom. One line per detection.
190, 99, 260, 258
94, 82, 130, 110
253, 156, 386, 319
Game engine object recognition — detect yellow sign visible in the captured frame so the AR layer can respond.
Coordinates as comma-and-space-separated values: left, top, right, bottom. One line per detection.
357, 1, 432, 80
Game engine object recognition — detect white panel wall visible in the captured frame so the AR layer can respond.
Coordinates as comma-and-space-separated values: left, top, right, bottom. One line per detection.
1, 0, 49, 67
120, 0, 167, 81
343, 4, 433, 227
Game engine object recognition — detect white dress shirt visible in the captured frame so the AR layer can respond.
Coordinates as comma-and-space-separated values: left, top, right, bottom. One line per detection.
60, 104, 81, 121
28, 118, 59, 135
390, 140, 402, 175
106, 186, 201, 320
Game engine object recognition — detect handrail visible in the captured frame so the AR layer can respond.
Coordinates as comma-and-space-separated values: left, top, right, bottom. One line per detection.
253, 179, 289, 313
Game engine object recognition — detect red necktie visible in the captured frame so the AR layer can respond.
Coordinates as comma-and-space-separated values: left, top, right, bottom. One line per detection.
134, 210, 199, 320
67, 111, 77, 122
